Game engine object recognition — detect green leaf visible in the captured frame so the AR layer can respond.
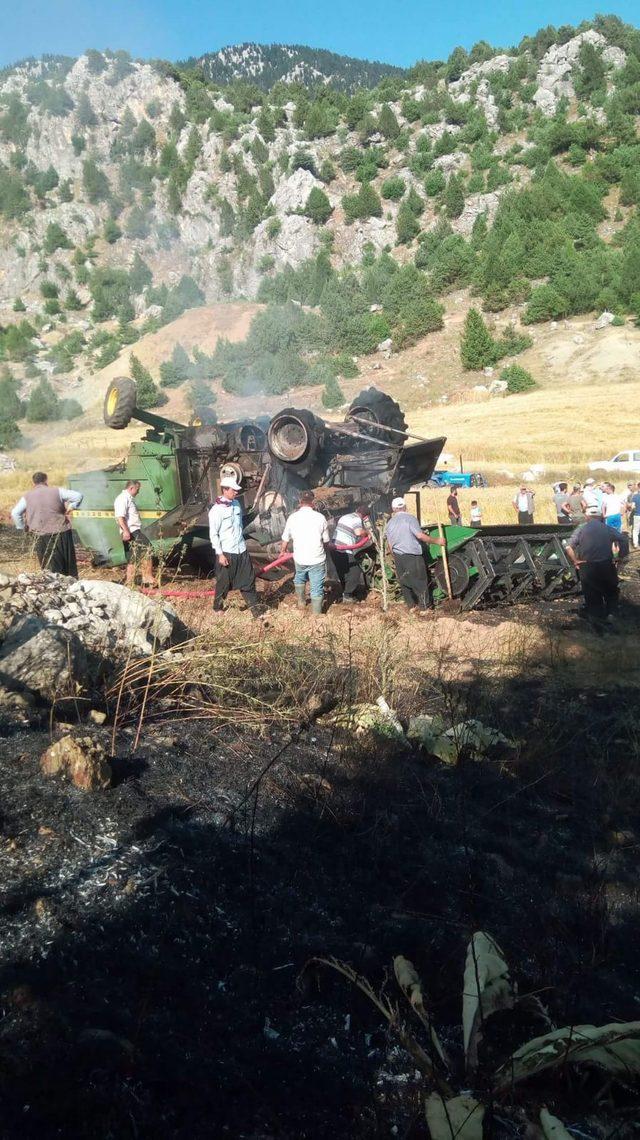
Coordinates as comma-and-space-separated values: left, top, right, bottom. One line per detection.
539, 1108, 573, 1140
494, 1021, 640, 1093
425, 1093, 485, 1140
393, 955, 448, 1065
463, 932, 514, 1073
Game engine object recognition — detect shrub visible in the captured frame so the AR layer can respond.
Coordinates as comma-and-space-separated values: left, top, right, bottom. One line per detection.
305, 187, 332, 225
342, 182, 382, 222
501, 363, 536, 393
0, 414, 22, 448
0, 168, 30, 219
378, 103, 400, 140
103, 217, 122, 243
321, 374, 345, 408
59, 397, 83, 419
396, 201, 420, 245
26, 378, 61, 422
90, 266, 132, 321
43, 222, 71, 254
381, 176, 405, 200
460, 307, 497, 369
13, 297, 26, 312
319, 159, 336, 184
0, 371, 25, 420
82, 159, 110, 203
424, 168, 445, 196
444, 174, 465, 219
393, 297, 445, 348
40, 280, 59, 299
291, 150, 317, 175
522, 284, 569, 323
611, 314, 626, 327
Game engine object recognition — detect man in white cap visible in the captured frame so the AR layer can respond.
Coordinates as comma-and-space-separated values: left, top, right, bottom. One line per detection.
209, 476, 260, 616
385, 497, 445, 613
566, 505, 621, 628
581, 478, 602, 516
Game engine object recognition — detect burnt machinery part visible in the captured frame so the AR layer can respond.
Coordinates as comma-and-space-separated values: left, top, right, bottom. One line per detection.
432, 552, 471, 597
104, 377, 137, 430
347, 388, 408, 444
267, 408, 322, 476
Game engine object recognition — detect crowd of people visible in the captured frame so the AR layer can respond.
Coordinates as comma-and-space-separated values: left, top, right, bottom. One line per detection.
9, 468, 640, 626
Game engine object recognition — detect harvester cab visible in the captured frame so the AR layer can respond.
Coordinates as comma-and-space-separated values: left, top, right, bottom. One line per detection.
68, 378, 445, 571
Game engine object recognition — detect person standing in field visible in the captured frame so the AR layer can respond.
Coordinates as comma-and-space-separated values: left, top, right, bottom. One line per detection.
601, 482, 627, 532
513, 486, 535, 525
566, 508, 620, 629
114, 479, 155, 587
469, 499, 482, 526
385, 496, 445, 614
11, 472, 83, 577
208, 476, 260, 616
553, 482, 572, 525
280, 490, 330, 616
568, 483, 584, 523
581, 478, 602, 516
446, 487, 462, 525
630, 483, 640, 549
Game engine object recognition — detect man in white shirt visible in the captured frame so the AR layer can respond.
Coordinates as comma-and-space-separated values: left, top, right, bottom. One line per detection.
208, 476, 260, 616
114, 479, 154, 587
280, 490, 330, 615
512, 486, 535, 525
333, 508, 370, 603
601, 482, 627, 532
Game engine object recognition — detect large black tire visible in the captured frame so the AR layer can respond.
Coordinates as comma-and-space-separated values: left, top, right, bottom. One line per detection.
347, 388, 408, 444
104, 377, 137, 430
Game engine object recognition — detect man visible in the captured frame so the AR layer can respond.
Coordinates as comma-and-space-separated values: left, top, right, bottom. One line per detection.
553, 482, 572, 525
566, 508, 620, 628
11, 472, 83, 577
114, 479, 154, 587
513, 485, 535, 525
333, 507, 370, 603
601, 482, 626, 532
446, 487, 462, 525
208, 476, 260, 616
581, 477, 602, 517
630, 482, 640, 549
568, 483, 584, 524
385, 497, 445, 614
280, 490, 329, 615
625, 482, 636, 535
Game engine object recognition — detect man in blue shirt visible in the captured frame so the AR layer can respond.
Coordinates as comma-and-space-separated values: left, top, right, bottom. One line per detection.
385, 497, 445, 613
208, 476, 260, 616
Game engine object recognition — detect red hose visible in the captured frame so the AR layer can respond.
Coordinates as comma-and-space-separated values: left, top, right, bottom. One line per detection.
140, 536, 372, 596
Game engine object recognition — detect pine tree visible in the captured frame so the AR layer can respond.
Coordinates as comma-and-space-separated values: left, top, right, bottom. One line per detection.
305, 187, 332, 225
396, 201, 420, 245
130, 354, 165, 409
0, 371, 24, 420
321, 374, 345, 409
186, 377, 216, 413
444, 175, 465, 219
82, 159, 110, 203
26, 378, 61, 422
460, 308, 497, 370
378, 103, 400, 140
76, 90, 96, 128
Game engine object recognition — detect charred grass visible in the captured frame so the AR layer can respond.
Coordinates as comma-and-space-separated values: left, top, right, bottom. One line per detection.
1, 612, 640, 1136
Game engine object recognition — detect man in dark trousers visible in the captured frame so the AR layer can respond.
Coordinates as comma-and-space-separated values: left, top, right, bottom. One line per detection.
446, 487, 462, 525
566, 507, 621, 629
208, 475, 261, 616
11, 472, 83, 577
385, 497, 445, 614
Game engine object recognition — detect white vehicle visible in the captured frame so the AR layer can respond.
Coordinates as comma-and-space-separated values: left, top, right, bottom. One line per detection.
587, 449, 640, 474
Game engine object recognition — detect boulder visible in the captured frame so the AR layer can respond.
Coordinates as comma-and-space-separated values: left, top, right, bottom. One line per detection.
488, 379, 508, 394
0, 616, 87, 702
595, 310, 614, 330
377, 337, 393, 352
72, 579, 178, 654
41, 735, 112, 791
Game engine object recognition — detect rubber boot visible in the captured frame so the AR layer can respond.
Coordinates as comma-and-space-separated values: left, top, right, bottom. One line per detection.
294, 584, 306, 609
311, 596, 323, 616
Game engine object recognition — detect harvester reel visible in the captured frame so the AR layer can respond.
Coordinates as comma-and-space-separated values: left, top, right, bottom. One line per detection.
103, 377, 137, 430
347, 388, 408, 444
433, 552, 471, 597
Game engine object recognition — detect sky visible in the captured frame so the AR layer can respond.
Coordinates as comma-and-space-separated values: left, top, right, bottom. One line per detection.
2, 1, 639, 70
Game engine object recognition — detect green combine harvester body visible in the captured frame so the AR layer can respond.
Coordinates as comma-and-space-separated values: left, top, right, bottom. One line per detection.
68, 377, 582, 610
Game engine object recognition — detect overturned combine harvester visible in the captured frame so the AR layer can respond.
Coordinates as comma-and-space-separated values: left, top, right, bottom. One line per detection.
68, 378, 579, 611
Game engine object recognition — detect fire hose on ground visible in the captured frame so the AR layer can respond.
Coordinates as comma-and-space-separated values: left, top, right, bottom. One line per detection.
139, 535, 373, 599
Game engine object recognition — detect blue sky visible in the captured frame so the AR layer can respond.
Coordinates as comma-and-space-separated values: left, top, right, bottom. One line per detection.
2, 1, 639, 69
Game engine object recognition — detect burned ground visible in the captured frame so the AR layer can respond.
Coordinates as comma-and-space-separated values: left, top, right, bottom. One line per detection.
1, 649, 640, 1137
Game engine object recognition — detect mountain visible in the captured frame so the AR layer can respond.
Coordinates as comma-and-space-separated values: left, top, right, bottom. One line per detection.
0, 15, 639, 433
185, 43, 405, 91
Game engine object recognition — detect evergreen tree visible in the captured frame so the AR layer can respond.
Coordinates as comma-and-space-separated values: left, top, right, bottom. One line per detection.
396, 201, 420, 245
321, 373, 345, 409
574, 42, 606, 99
501, 364, 536, 393
378, 103, 400, 140
103, 217, 121, 243
76, 90, 96, 128
0, 371, 25, 420
219, 198, 235, 237
130, 253, 153, 295
12, 297, 26, 312
26, 378, 61, 422
444, 174, 465, 219
460, 307, 497, 370
186, 377, 216, 413
305, 187, 333, 224
82, 159, 110, 203
0, 413, 22, 448
130, 354, 166, 409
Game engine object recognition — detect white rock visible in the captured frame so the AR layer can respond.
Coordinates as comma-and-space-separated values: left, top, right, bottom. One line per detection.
377, 337, 393, 352
595, 310, 614, 329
